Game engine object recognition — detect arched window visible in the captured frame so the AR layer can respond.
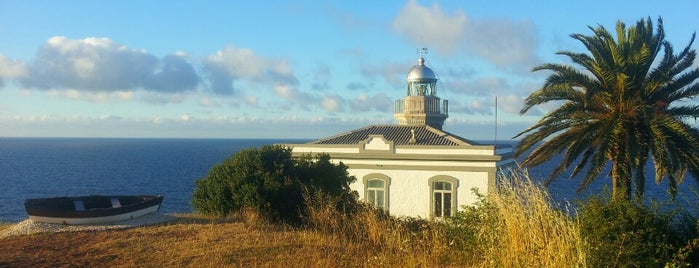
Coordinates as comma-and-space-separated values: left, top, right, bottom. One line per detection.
429, 176, 458, 218
363, 174, 390, 210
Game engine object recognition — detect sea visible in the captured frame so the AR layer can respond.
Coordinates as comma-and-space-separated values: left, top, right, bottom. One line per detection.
1, 138, 697, 222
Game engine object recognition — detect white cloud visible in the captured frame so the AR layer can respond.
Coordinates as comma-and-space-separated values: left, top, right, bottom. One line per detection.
497, 94, 524, 114
311, 64, 331, 91
2, 111, 529, 140
469, 98, 492, 114
273, 84, 292, 98
392, 0, 466, 54
348, 93, 392, 113
45, 89, 134, 102
466, 19, 540, 70
206, 46, 265, 78
440, 76, 539, 116
447, 97, 494, 115
199, 97, 221, 108
392, 0, 540, 70
245, 95, 259, 107
138, 91, 185, 105
99, 114, 123, 121
447, 77, 509, 97
360, 61, 408, 85
203, 45, 298, 95
115, 91, 135, 101
20, 36, 199, 93
321, 95, 344, 113
0, 54, 27, 87
0, 54, 27, 77
273, 84, 315, 104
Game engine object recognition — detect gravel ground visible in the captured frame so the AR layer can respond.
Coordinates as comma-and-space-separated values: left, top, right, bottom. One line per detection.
0, 213, 176, 239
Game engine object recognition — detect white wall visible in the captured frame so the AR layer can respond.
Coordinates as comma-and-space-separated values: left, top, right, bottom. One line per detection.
349, 168, 489, 218
289, 142, 503, 219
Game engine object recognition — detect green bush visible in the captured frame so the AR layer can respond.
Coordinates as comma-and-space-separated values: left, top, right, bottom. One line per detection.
440, 192, 497, 263
191, 145, 358, 224
577, 194, 697, 267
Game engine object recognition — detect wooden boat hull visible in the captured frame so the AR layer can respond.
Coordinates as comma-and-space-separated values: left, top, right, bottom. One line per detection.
24, 195, 164, 225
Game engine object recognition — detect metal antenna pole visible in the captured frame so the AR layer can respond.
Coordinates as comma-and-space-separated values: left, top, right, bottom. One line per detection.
495, 96, 498, 146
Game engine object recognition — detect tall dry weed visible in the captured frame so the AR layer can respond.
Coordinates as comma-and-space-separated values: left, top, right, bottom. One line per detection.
303, 189, 450, 266
302, 170, 587, 267
474, 170, 587, 267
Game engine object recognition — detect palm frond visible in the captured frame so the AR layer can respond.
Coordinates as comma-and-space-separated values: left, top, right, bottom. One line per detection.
519, 17, 698, 201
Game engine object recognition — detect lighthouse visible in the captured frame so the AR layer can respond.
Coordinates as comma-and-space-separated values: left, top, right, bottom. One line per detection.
286, 50, 514, 219
394, 49, 448, 129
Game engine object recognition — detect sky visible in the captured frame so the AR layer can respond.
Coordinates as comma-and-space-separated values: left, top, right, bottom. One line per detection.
1, 1, 698, 140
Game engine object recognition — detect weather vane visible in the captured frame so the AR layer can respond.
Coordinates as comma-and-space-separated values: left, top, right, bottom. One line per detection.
416, 47, 428, 57
416, 36, 428, 57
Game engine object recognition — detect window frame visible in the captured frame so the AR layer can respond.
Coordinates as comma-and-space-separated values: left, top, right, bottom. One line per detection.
429, 175, 459, 218
363, 173, 391, 211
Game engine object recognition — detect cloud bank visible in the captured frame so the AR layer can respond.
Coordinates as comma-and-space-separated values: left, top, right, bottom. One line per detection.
0, 1, 548, 140
20, 37, 199, 93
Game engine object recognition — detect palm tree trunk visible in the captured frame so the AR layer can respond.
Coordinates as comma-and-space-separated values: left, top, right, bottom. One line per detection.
611, 148, 633, 202
633, 155, 647, 203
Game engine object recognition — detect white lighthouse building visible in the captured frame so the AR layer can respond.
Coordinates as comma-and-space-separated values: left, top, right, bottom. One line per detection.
286, 51, 513, 218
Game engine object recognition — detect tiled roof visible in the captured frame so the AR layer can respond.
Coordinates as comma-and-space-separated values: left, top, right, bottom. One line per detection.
309, 125, 481, 146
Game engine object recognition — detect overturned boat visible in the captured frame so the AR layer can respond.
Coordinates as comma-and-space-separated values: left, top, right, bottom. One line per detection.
24, 195, 164, 225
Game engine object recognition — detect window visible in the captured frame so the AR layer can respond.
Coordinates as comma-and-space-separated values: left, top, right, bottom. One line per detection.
363, 174, 390, 210
429, 176, 458, 218
409, 82, 436, 96
433, 181, 452, 217
367, 179, 386, 209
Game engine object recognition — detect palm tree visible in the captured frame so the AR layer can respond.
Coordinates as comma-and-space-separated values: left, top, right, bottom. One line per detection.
514, 17, 699, 202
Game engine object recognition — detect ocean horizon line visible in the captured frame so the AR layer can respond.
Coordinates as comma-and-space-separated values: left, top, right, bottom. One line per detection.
0, 136, 521, 144
0, 136, 315, 141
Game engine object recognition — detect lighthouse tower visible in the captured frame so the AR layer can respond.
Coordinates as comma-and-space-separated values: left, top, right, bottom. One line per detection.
393, 49, 448, 129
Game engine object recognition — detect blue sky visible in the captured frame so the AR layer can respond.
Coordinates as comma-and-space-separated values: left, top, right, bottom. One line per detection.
1, 1, 698, 140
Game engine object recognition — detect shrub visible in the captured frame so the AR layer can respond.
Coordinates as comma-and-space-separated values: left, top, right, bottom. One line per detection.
440, 191, 498, 264
191, 145, 358, 224
294, 153, 359, 215
577, 194, 697, 267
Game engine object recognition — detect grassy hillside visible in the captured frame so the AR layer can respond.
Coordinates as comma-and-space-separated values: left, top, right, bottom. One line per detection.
1, 175, 696, 267
0, 215, 383, 267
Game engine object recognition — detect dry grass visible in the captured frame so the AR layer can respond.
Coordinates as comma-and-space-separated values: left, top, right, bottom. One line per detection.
473, 172, 587, 267
303, 171, 587, 267
0, 213, 382, 267
0, 222, 10, 231
304, 192, 450, 267
1, 172, 588, 267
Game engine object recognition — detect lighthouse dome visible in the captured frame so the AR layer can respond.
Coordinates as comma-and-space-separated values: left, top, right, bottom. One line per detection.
407, 56, 437, 82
